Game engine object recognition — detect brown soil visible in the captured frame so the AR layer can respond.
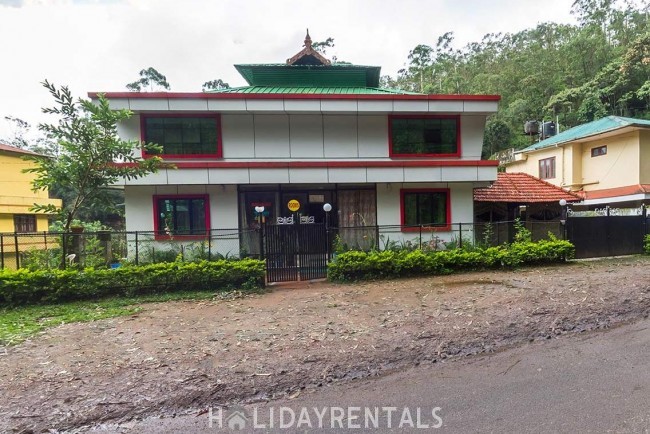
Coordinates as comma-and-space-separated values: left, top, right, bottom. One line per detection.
2, 257, 650, 433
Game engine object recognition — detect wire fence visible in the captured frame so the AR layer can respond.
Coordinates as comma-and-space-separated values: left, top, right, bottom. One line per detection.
0, 229, 254, 270
0, 220, 564, 270
330, 221, 564, 252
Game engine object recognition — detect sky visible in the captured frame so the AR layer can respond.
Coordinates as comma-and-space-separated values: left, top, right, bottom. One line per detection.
0, 0, 577, 139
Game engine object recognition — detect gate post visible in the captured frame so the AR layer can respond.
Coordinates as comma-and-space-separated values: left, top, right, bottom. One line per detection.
14, 233, 20, 269
258, 222, 265, 260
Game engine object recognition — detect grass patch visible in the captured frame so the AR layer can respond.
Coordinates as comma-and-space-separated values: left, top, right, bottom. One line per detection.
0, 289, 231, 346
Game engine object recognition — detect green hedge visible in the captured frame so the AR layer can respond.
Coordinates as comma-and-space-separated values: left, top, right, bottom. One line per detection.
0, 259, 265, 307
644, 235, 650, 255
327, 239, 575, 282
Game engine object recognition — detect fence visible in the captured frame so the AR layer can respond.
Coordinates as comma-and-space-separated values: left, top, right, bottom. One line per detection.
330, 220, 564, 253
0, 229, 252, 270
0, 220, 564, 270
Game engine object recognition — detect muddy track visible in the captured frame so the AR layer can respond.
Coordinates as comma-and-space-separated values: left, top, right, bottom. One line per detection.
1, 257, 649, 433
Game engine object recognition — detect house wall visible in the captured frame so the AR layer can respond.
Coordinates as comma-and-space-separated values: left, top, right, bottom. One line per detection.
0, 152, 61, 233
507, 147, 565, 186
639, 130, 650, 185
124, 184, 240, 258
376, 182, 475, 245
579, 131, 639, 192
507, 131, 642, 193
119, 113, 487, 162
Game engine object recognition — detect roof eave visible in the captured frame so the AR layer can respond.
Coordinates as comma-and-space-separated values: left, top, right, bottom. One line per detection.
90, 91, 501, 101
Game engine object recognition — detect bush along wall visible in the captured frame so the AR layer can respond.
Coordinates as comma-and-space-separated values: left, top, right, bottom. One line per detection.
0, 259, 265, 307
644, 235, 650, 255
327, 238, 575, 282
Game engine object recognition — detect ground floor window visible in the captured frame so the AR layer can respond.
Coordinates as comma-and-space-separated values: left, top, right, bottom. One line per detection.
400, 189, 450, 230
14, 214, 36, 232
153, 195, 209, 237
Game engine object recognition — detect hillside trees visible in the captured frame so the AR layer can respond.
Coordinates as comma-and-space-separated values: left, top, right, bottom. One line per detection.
385, 0, 649, 155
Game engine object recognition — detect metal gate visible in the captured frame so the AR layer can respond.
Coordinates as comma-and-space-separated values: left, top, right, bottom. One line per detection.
566, 210, 647, 259
264, 223, 329, 282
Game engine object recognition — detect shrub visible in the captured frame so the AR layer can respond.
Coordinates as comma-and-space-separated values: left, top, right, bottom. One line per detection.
0, 259, 265, 307
328, 238, 574, 282
644, 234, 650, 255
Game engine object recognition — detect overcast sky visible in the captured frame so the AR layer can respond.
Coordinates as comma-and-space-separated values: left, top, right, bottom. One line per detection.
0, 0, 576, 139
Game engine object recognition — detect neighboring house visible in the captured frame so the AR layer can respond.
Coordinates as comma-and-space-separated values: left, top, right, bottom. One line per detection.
505, 116, 650, 207
474, 172, 581, 242
0, 142, 62, 269
0, 143, 61, 233
92, 33, 499, 256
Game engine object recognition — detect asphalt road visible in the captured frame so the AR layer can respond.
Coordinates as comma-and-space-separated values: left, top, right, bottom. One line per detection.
99, 318, 650, 433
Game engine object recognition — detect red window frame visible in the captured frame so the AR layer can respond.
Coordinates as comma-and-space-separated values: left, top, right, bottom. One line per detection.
140, 113, 223, 159
399, 188, 451, 232
152, 194, 211, 240
388, 115, 461, 158
539, 157, 556, 179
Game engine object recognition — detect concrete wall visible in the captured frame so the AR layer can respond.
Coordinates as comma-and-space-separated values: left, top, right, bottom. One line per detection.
640, 130, 650, 185
124, 184, 240, 258
507, 131, 644, 193
0, 152, 61, 232
124, 181, 478, 252
579, 131, 640, 191
376, 182, 476, 245
119, 113, 486, 162
507, 146, 565, 186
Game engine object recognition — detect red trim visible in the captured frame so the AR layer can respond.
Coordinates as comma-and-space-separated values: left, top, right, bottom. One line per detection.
152, 194, 211, 240
388, 114, 461, 158
399, 188, 452, 232
117, 160, 498, 169
141, 114, 223, 159
89, 91, 501, 101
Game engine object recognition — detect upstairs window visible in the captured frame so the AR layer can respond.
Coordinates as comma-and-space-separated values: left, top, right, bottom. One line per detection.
154, 195, 209, 238
539, 157, 556, 179
390, 115, 460, 157
142, 115, 221, 158
14, 215, 36, 233
591, 145, 607, 157
400, 189, 450, 231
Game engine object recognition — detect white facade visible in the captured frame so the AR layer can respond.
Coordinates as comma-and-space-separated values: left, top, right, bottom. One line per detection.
99, 92, 499, 256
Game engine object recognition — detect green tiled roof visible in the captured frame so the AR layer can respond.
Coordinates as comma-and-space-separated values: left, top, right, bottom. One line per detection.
211, 85, 420, 95
234, 63, 383, 88
520, 116, 650, 153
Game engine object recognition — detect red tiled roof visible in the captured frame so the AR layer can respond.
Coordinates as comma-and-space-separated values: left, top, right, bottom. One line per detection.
474, 172, 582, 203
0, 142, 39, 156
578, 184, 650, 200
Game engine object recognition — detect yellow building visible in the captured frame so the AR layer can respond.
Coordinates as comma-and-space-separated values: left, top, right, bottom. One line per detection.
0, 143, 61, 233
505, 116, 650, 207
0, 143, 63, 268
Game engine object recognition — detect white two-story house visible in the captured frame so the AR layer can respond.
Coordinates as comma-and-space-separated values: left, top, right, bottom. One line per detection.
93, 34, 499, 260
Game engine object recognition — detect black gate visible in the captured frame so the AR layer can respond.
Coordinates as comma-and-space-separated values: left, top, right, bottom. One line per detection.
566, 214, 646, 259
264, 223, 329, 282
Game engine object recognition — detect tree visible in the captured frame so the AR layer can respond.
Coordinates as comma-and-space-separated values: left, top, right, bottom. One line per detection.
483, 119, 514, 158
312, 37, 335, 54
2, 116, 60, 156
26, 80, 166, 231
202, 79, 230, 92
126, 67, 171, 92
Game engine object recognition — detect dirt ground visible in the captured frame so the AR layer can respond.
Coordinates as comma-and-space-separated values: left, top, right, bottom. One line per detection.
2, 257, 650, 433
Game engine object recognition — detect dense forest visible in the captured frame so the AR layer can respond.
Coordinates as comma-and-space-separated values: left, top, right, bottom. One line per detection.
379, 0, 650, 157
